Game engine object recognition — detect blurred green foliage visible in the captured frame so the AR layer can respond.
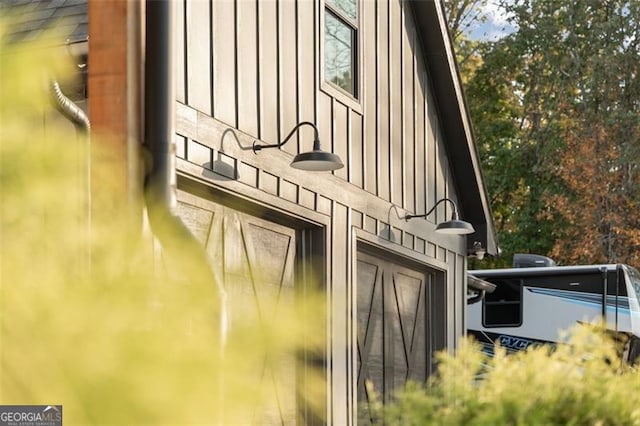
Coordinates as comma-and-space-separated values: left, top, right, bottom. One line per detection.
367, 326, 640, 425
0, 22, 325, 424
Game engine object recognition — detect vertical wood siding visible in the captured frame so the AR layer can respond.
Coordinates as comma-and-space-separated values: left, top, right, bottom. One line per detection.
172, 0, 462, 334
175, 0, 186, 103
212, 0, 235, 126
362, 0, 376, 194
388, 0, 402, 206
179, 0, 458, 213
279, 0, 298, 155
176, 1, 469, 424
402, 3, 415, 213
237, 0, 259, 136
375, 0, 390, 200
258, 0, 278, 143
186, 0, 211, 116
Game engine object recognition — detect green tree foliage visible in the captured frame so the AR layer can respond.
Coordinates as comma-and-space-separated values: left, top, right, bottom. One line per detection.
370, 326, 640, 425
448, 0, 640, 266
444, 0, 488, 83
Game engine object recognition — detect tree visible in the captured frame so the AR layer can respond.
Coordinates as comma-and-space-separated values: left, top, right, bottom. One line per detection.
449, 0, 640, 266
444, 0, 488, 83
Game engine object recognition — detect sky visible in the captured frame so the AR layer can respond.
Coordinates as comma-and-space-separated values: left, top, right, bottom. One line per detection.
469, 1, 518, 41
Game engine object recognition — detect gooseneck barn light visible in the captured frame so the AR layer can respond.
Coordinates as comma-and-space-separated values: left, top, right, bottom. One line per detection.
253, 121, 344, 172
403, 198, 475, 235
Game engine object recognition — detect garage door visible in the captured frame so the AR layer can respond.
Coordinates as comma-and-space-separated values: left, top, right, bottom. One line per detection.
176, 190, 297, 425
357, 250, 435, 406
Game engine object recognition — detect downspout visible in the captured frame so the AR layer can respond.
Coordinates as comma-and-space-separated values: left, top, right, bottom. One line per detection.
143, 0, 226, 343
50, 80, 90, 134
50, 79, 92, 258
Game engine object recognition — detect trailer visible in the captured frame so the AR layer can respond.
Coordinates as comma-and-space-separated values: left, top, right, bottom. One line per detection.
467, 255, 640, 364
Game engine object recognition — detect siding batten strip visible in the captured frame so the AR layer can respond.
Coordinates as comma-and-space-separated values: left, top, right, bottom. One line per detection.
399, 0, 406, 209
255, 0, 261, 138
208, 0, 212, 116
187, 0, 212, 116
258, 0, 278, 143
175, 0, 186, 103
297, 0, 315, 153
237, 0, 259, 137
278, 0, 298, 156
212, 0, 236, 126
389, 0, 401, 206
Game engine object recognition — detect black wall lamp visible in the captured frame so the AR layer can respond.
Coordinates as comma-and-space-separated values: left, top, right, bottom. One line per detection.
253, 121, 344, 172
403, 198, 475, 235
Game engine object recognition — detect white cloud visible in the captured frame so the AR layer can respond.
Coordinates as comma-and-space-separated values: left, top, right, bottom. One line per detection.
470, 1, 518, 41
482, 1, 513, 27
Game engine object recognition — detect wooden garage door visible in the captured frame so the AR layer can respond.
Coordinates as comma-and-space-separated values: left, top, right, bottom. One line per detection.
357, 250, 433, 406
176, 190, 297, 425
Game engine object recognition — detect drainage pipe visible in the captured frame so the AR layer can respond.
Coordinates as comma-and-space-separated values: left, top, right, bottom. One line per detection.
144, 0, 226, 343
50, 79, 92, 262
50, 80, 90, 134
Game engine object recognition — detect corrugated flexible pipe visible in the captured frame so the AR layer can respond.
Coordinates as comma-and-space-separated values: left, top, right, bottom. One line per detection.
50, 79, 92, 260
50, 80, 90, 133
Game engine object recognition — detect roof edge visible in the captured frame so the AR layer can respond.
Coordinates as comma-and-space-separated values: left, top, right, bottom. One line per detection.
408, 0, 498, 256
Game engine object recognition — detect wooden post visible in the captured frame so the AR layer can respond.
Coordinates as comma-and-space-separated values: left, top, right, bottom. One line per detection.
88, 0, 143, 228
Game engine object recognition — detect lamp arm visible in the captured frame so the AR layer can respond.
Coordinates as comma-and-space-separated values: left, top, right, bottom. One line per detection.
253, 121, 319, 152
403, 198, 459, 221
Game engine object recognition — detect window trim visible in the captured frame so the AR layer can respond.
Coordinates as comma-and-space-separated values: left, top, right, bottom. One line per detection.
320, 0, 362, 113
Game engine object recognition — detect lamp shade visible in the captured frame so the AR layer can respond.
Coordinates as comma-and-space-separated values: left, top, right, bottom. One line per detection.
290, 149, 344, 171
253, 121, 344, 172
435, 219, 475, 235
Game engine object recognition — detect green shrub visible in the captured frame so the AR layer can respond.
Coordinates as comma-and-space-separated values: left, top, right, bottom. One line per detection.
0, 22, 325, 424
376, 327, 640, 425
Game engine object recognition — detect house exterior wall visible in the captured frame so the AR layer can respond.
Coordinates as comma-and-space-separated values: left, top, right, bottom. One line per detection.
175, 0, 461, 222
173, 0, 468, 423
7, 0, 485, 424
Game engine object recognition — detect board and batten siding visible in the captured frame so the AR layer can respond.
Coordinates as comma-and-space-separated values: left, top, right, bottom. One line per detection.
175, 0, 461, 220
174, 1, 469, 424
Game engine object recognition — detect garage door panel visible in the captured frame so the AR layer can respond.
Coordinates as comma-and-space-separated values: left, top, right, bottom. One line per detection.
245, 221, 294, 289
357, 257, 385, 403
222, 213, 250, 280
174, 201, 214, 245
356, 259, 379, 347
357, 250, 434, 405
176, 191, 299, 424
408, 283, 427, 381
393, 271, 422, 355
386, 276, 409, 390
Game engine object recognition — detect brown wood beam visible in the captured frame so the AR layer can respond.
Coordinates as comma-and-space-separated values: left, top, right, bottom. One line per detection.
88, 0, 143, 227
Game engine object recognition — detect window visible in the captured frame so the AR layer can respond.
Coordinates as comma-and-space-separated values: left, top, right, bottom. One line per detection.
324, 0, 358, 98
483, 279, 523, 327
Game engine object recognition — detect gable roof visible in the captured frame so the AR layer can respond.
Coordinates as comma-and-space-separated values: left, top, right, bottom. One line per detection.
1, 0, 87, 44
409, 0, 498, 255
